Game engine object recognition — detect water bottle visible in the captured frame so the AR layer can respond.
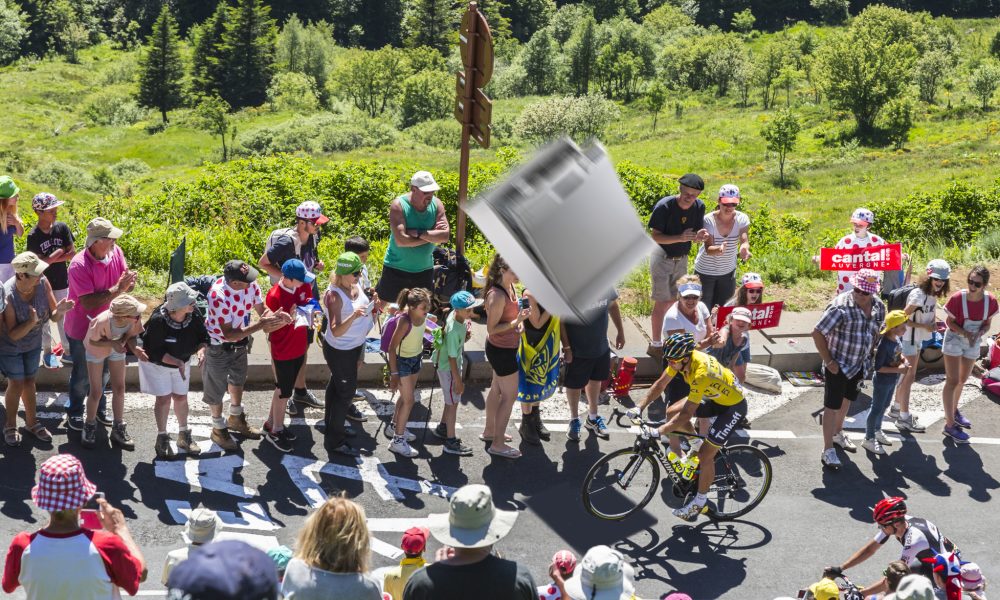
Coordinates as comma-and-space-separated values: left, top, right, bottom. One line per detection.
667, 451, 684, 475
681, 456, 700, 481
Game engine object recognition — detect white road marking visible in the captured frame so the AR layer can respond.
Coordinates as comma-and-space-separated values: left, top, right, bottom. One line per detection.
154, 455, 255, 498
282, 454, 457, 506
165, 499, 281, 531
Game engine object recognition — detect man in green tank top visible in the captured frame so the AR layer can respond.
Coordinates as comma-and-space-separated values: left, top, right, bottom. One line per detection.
375, 171, 450, 305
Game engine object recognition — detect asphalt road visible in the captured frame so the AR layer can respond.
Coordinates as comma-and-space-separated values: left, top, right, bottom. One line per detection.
1, 376, 999, 600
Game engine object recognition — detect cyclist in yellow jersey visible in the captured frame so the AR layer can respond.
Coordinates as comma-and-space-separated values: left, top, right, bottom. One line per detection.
629, 333, 748, 521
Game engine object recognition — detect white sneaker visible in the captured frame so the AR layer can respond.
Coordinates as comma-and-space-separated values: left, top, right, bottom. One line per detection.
874, 431, 893, 446
833, 432, 857, 453
862, 438, 886, 455
385, 424, 417, 442
389, 437, 418, 458
821, 448, 842, 469
896, 414, 926, 433
672, 498, 706, 522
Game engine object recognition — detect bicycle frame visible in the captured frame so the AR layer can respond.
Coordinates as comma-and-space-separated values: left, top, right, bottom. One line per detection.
629, 425, 703, 495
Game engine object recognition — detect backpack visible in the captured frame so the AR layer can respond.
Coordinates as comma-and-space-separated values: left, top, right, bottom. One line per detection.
884, 283, 918, 311
379, 313, 438, 357
432, 246, 473, 305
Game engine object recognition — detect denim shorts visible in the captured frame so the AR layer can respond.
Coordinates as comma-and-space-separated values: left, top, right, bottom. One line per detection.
942, 330, 981, 360
87, 350, 126, 364
397, 354, 423, 378
0, 348, 42, 380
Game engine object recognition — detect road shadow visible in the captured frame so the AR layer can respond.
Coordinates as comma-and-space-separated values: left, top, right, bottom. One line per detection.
941, 442, 1000, 502
0, 447, 40, 523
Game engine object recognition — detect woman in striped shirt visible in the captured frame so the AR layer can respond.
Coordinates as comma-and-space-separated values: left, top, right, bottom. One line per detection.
693, 184, 751, 310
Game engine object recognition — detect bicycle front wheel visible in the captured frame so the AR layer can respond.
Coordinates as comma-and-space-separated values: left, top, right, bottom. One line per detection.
705, 444, 772, 520
582, 447, 661, 520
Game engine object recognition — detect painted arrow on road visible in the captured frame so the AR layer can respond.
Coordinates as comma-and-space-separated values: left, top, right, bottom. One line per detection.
282, 454, 458, 506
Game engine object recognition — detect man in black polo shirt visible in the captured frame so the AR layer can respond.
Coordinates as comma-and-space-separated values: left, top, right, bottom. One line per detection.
646, 173, 709, 360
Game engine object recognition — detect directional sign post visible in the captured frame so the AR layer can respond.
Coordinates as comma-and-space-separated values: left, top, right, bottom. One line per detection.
455, 2, 494, 256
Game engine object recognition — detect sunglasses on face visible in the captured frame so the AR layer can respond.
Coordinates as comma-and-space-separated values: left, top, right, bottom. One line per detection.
352, 271, 362, 277
747, 289, 762, 294
853, 289, 872, 297
968, 279, 984, 288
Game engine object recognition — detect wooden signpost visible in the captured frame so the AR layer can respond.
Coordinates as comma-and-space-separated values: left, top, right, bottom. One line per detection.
455, 2, 494, 256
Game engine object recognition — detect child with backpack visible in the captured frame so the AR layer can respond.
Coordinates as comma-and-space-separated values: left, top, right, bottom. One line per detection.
385, 287, 434, 458
429, 291, 480, 456
864, 310, 910, 455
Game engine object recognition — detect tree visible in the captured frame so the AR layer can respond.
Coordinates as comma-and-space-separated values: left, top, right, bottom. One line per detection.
594, 17, 656, 102
915, 49, 950, 104
399, 70, 453, 128
191, 2, 230, 99
755, 42, 788, 110
18, 0, 99, 58
818, 5, 918, 135
277, 17, 335, 107
644, 81, 667, 131
774, 64, 800, 107
402, 0, 456, 55
333, 46, 405, 118
760, 109, 800, 188
566, 15, 597, 96
879, 97, 914, 150
505, 0, 556, 42
522, 27, 556, 95
642, 4, 694, 38
219, 0, 278, 110
266, 72, 320, 112
0, 0, 27, 65
550, 3, 592, 47
193, 96, 236, 161
730, 8, 754, 34
137, 5, 185, 125
991, 30, 1000, 60
706, 34, 747, 97
810, 0, 848, 25
585, 0, 639, 21
970, 61, 1000, 110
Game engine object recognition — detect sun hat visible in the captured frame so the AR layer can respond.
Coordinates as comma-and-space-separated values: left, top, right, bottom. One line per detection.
881, 309, 909, 334
296, 200, 329, 225
335, 251, 363, 276
851, 207, 875, 225
741, 272, 764, 289
31, 454, 97, 512
267, 545, 293, 574
0, 175, 19, 199
718, 184, 740, 204
807, 578, 839, 600
280, 258, 315, 284
553, 550, 578, 576
678, 282, 702, 297
890, 574, 935, 600
32, 192, 63, 212
852, 268, 881, 295
223, 259, 258, 284
730, 306, 752, 324
164, 282, 200, 312
450, 290, 483, 310
85, 217, 123, 248
185, 508, 223, 545
11, 251, 49, 277
564, 545, 636, 600
401, 526, 430, 555
664, 594, 693, 600
110, 294, 146, 318
926, 259, 951, 280
167, 540, 279, 600
677, 173, 704, 191
960, 562, 984, 591
427, 484, 518, 549
410, 170, 440, 192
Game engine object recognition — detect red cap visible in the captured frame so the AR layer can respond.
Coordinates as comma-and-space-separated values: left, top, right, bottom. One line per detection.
401, 526, 429, 554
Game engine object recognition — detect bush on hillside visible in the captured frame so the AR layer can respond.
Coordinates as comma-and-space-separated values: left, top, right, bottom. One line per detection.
872, 182, 1000, 249
514, 94, 619, 144
109, 158, 151, 180
236, 114, 396, 156
399, 70, 453, 128
28, 161, 99, 192
405, 118, 461, 149
83, 88, 147, 126
266, 72, 321, 113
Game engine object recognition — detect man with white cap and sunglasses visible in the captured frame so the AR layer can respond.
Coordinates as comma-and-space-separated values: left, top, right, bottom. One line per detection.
161, 507, 222, 585
403, 484, 536, 599
376, 170, 450, 307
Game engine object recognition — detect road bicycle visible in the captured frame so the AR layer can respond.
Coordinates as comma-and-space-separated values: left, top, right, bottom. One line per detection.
581, 414, 773, 521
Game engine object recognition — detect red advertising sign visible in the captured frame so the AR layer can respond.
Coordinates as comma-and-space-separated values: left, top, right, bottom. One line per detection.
716, 301, 784, 330
819, 243, 902, 271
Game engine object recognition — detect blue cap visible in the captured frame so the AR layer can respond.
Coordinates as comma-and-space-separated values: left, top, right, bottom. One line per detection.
167, 540, 279, 600
281, 258, 315, 284
450, 291, 483, 310
266, 545, 293, 574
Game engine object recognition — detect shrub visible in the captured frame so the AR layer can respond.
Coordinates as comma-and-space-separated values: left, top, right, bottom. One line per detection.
266, 71, 321, 113
615, 160, 676, 219
83, 88, 148, 126
405, 118, 462, 149
399, 70, 453, 128
28, 161, 99, 192
879, 97, 915, 150
236, 114, 397, 156
110, 158, 151, 181
318, 119, 398, 152
872, 182, 1000, 250
514, 94, 619, 144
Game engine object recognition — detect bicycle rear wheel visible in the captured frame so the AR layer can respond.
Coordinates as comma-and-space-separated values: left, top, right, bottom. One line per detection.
582, 447, 661, 520
704, 444, 772, 520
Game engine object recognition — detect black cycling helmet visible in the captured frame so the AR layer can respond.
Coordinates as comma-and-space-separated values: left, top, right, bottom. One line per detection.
872, 496, 907, 525
662, 333, 696, 361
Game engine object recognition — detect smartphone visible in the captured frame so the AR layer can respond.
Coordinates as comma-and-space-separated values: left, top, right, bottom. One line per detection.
80, 492, 105, 530
518, 297, 530, 310
366, 299, 377, 315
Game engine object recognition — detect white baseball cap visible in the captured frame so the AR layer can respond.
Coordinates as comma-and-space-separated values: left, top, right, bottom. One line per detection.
851, 207, 874, 225
410, 171, 440, 193
296, 201, 329, 225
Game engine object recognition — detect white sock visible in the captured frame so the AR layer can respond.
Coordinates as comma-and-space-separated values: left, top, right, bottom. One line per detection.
178, 427, 188, 433
900, 411, 910, 420
212, 417, 226, 429
229, 404, 243, 416
158, 430, 167, 436
588, 412, 599, 421
695, 493, 707, 504
651, 341, 663, 347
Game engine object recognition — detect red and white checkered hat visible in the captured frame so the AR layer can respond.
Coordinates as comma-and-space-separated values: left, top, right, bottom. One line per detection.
295, 201, 329, 225
31, 454, 97, 512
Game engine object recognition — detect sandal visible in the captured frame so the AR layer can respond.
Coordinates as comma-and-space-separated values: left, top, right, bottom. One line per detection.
24, 422, 53, 443
479, 432, 513, 442
487, 446, 521, 459
4, 427, 21, 447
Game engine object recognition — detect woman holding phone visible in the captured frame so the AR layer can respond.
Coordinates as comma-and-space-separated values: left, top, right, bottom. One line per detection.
321, 252, 374, 457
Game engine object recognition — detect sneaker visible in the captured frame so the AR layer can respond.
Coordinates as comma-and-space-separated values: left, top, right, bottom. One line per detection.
896, 414, 926, 433
353, 390, 366, 402
389, 436, 418, 458
96, 409, 112, 427
329, 442, 359, 457
384, 424, 416, 442
821, 447, 842, 469
264, 420, 297, 442
888, 405, 901, 420
567, 418, 582, 442
110, 422, 135, 450
443, 438, 474, 456
294, 389, 324, 409
176, 430, 201, 455
874, 431, 893, 446
431, 423, 448, 440
227, 413, 262, 440
585, 415, 610, 440
42, 353, 62, 369
264, 428, 294, 453
211, 427, 238, 451
64, 414, 84, 432
943, 424, 970, 444
155, 433, 174, 459
862, 438, 886, 455
344, 423, 357, 438
285, 397, 300, 417
82, 422, 97, 449
954, 409, 972, 429
832, 432, 857, 453
346, 403, 368, 422
672, 498, 706, 522
646, 343, 664, 360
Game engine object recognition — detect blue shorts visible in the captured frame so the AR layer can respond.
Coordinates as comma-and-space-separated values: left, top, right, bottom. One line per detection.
0, 348, 42, 380
397, 354, 423, 378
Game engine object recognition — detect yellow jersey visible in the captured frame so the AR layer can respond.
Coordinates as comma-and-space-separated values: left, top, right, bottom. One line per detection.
666, 350, 744, 406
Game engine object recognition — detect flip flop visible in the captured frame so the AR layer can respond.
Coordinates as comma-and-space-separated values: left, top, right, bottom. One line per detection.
24, 422, 53, 443
487, 446, 521, 459
4, 427, 21, 447
479, 432, 513, 442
